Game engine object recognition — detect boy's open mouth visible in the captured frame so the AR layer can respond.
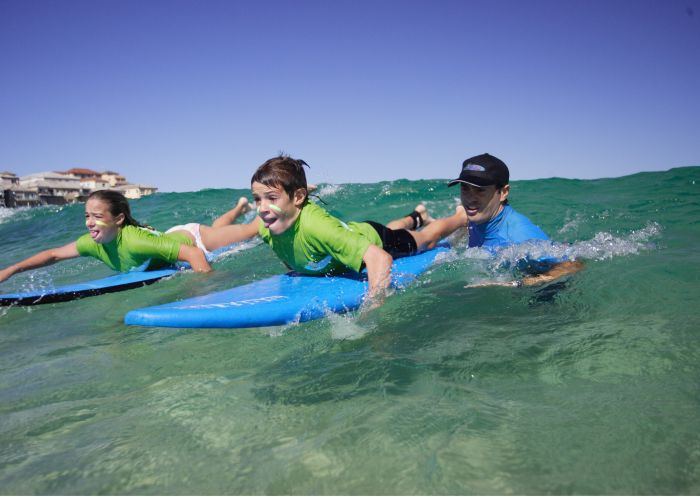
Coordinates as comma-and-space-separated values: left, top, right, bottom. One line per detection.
262, 215, 278, 229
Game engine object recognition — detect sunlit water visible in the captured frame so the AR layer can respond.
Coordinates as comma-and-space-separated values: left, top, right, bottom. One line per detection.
1, 168, 699, 494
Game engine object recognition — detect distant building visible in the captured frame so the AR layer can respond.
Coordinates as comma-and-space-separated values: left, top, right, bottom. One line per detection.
116, 183, 158, 199
1, 172, 19, 185
4, 188, 41, 207
19, 172, 90, 205
57, 167, 102, 179
2, 169, 157, 207
101, 171, 127, 187
80, 178, 113, 191
2, 172, 41, 207
56, 168, 114, 192
0, 172, 15, 207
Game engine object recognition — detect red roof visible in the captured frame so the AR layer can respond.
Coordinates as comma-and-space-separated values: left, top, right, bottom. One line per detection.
58, 168, 101, 176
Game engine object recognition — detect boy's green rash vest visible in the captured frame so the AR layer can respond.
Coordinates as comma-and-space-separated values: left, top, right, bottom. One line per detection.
259, 201, 382, 275
75, 224, 193, 272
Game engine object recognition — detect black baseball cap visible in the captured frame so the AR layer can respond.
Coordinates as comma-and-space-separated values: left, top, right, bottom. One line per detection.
447, 153, 510, 188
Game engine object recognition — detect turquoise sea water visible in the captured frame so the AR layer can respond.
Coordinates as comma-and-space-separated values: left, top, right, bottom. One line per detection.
1, 167, 699, 494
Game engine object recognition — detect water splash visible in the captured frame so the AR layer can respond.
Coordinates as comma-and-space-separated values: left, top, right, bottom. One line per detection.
0, 204, 67, 225
0, 207, 17, 224
0, 206, 43, 224
564, 222, 662, 261
456, 222, 662, 275
328, 312, 372, 341
210, 238, 262, 261
557, 213, 585, 235
316, 184, 343, 197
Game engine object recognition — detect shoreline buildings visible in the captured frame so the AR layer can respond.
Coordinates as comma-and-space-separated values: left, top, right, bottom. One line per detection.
0, 168, 157, 208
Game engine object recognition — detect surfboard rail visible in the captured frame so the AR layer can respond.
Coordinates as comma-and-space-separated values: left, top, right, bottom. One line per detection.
0, 268, 179, 306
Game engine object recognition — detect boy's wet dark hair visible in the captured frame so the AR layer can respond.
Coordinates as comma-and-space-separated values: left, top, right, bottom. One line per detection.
251, 155, 309, 201
88, 190, 144, 227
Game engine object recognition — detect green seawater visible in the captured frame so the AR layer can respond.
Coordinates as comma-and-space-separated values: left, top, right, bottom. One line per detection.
1, 167, 699, 495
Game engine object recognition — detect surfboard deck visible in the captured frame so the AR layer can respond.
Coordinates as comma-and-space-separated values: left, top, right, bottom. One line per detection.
124, 245, 450, 329
0, 268, 179, 306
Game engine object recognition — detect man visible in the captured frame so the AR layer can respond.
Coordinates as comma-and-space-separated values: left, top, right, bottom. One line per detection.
446, 153, 582, 286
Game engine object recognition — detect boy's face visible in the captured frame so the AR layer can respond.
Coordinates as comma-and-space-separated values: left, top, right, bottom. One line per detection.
459, 183, 509, 225
251, 181, 306, 235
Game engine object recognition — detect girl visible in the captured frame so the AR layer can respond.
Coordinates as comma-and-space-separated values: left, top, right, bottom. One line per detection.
0, 190, 260, 283
251, 156, 466, 306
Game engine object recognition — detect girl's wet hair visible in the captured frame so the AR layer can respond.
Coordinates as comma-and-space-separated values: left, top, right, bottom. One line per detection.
87, 190, 144, 228
251, 155, 309, 201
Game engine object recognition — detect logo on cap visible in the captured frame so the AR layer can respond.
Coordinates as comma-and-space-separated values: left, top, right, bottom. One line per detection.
464, 164, 486, 172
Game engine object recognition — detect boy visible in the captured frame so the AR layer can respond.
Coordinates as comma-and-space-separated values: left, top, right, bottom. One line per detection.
251, 156, 464, 305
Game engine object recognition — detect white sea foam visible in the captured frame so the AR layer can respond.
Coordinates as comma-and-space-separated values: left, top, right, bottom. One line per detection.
496, 222, 662, 265
316, 184, 342, 197
459, 221, 662, 271
0, 207, 14, 223
563, 222, 662, 261
328, 311, 374, 340
0, 206, 28, 224
240, 209, 258, 223
0, 204, 65, 225
210, 238, 262, 261
557, 213, 584, 235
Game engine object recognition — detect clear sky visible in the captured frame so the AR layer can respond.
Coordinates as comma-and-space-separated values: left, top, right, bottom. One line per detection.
1, 0, 698, 192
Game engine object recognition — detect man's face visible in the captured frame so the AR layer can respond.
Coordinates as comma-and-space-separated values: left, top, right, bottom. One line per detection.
460, 183, 509, 225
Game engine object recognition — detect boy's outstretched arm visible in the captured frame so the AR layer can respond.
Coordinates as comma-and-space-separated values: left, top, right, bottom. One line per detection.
0, 242, 79, 284
362, 244, 393, 307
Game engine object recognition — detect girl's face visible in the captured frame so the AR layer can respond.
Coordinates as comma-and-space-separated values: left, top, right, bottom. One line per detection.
84, 198, 124, 244
251, 182, 305, 235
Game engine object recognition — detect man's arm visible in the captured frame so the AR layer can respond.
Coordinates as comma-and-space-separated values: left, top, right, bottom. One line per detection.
520, 260, 584, 286
466, 260, 584, 288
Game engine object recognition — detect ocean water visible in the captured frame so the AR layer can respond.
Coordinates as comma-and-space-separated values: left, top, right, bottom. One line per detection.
0, 167, 699, 495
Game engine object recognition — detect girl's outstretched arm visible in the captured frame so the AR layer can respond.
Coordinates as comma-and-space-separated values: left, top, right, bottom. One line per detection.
199, 219, 260, 252
0, 242, 80, 284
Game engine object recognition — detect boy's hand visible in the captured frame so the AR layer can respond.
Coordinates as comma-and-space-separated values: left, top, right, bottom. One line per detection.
362, 244, 393, 307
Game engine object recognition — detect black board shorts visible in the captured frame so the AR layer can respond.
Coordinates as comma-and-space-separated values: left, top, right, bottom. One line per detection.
364, 221, 418, 259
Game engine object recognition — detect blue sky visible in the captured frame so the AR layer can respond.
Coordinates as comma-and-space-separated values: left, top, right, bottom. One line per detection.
1, 0, 698, 192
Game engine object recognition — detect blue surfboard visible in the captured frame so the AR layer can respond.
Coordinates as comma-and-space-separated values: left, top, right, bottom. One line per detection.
0, 268, 179, 306
125, 245, 450, 329
0, 241, 249, 306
